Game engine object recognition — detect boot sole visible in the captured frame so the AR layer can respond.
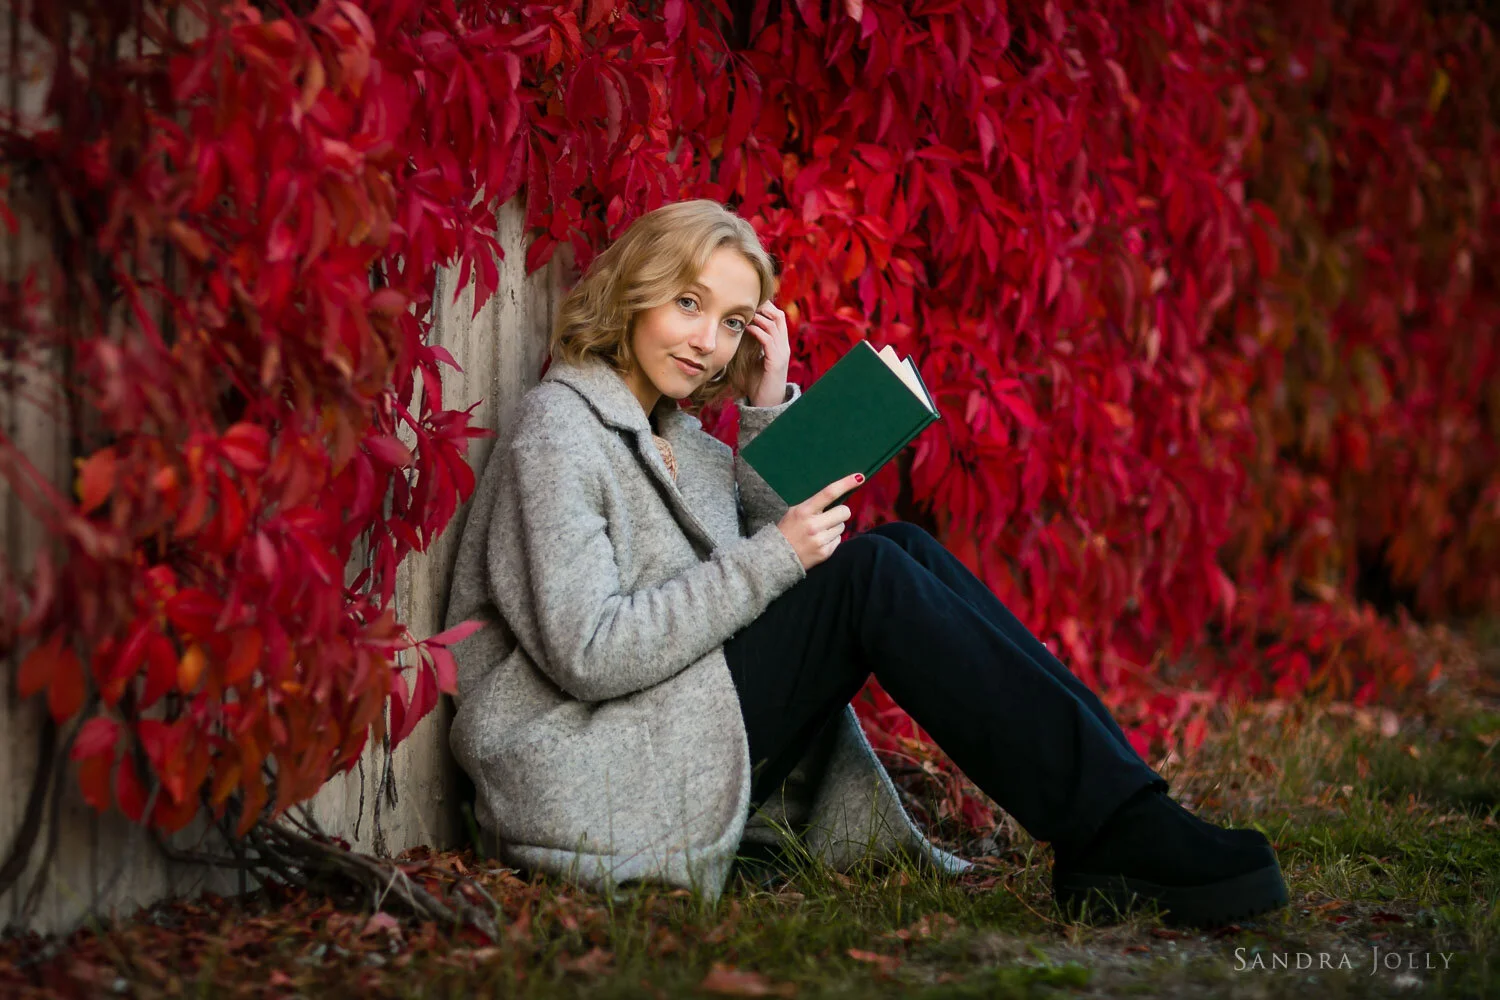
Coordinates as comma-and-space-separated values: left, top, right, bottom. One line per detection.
1053, 856, 1289, 928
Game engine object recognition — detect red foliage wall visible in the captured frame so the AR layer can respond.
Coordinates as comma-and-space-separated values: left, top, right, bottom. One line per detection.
1, 0, 1494, 840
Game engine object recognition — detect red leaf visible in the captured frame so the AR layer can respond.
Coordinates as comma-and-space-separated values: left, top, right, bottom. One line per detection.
664, 0, 687, 43
165, 219, 211, 262
584, 0, 616, 31
72, 716, 120, 760
48, 643, 86, 722
78, 753, 113, 812
108, 618, 154, 687
220, 423, 269, 473
178, 644, 207, 693
17, 634, 60, 699
410, 666, 438, 734
391, 665, 437, 750
152, 785, 201, 833
224, 628, 264, 686
166, 589, 221, 637
235, 769, 267, 838
526, 233, 556, 272
389, 671, 412, 750
75, 448, 116, 515
296, 534, 341, 585
365, 435, 413, 468
793, 0, 823, 30
137, 720, 185, 803
976, 111, 997, 167
995, 391, 1041, 430
175, 469, 213, 537
367, 288, 408, 317
425, 619, 485, 647
140, 633, 178, 709
429, 646, 458, 695
215, 466, 248, 552
254, 531, 280, 581
116, 757, 148, 823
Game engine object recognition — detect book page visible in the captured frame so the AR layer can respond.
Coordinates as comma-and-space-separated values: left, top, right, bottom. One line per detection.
876, 344, 934, 411
902, 358, 935, 411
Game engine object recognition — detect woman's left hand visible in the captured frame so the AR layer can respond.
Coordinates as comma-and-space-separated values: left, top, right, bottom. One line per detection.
744, 301, 791, 407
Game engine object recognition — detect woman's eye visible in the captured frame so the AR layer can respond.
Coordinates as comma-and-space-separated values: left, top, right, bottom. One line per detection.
726, 318, 746, 333
677, 296, 697, 311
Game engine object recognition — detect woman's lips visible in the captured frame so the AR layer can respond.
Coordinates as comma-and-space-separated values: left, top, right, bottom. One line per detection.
673, 356, 705, 375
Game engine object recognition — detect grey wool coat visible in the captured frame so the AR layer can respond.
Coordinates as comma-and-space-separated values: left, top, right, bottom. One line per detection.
445, 353, 972, 900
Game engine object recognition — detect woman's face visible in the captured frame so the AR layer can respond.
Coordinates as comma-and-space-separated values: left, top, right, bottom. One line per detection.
622, 246, 761, 413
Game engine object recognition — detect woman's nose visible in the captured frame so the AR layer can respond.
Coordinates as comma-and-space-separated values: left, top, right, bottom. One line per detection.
686, 317, 717, 355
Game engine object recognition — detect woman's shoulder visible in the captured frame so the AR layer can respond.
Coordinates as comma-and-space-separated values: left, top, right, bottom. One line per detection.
498, 386, 614, 488
523, 376, 587, 412
513, 380, 598, 440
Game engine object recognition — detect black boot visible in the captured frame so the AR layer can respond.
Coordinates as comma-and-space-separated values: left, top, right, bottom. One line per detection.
1164, 794, 1272, 848
1051, 787, 1288, 928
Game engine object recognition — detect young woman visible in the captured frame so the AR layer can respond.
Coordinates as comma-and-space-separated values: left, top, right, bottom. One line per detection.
445, 198, 1288, 928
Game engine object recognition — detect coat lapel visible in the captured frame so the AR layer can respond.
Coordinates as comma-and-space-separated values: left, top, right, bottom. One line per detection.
543, 358, 722, 556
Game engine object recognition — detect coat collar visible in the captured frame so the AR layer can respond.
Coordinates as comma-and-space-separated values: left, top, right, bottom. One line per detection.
542, 354, 721, 556
541, 354, 689, 436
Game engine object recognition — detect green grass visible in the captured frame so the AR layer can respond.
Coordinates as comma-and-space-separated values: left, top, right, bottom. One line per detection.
5, 664, 1498, 998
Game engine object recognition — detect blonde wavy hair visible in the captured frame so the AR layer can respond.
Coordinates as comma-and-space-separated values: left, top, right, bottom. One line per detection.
551, 199, 779, 411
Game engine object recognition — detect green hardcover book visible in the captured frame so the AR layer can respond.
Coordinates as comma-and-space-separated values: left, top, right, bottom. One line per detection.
740, 340, 941, 508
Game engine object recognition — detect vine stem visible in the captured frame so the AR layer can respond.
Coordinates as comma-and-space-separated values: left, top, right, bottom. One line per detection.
158, 820, 501, 939
0, 715, 55, 898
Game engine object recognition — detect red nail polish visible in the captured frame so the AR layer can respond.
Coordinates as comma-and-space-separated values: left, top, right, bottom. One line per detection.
854, 473, 864, 483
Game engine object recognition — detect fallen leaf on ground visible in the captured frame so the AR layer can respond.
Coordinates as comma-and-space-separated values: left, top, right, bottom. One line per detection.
701, 900, 744, 944
557, 946, 614, 975
648, 926, 684, 957
362, 912, 402, 939
908, 912, 958, 940
847, 948, 902, 974
699, 962, 798, 997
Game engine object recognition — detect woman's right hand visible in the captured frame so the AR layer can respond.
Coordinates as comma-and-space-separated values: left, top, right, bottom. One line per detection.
776, 472, 866, 571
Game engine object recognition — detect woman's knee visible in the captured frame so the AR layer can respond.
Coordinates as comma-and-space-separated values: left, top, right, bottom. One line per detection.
867, 520, 938, 552
824, 529, 904, 579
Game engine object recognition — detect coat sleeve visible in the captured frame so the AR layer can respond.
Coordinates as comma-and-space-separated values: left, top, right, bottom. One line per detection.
734, 382, 802, 537
496, 405, 806, 703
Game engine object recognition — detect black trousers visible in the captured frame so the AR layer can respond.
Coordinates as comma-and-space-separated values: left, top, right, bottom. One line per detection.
722, 521, 1167, 850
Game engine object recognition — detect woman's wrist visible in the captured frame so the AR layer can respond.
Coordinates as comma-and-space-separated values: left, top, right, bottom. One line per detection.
746, 378, 789, 408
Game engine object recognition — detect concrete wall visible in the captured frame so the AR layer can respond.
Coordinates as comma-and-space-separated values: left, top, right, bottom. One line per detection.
1, 148, 564, 937
297, 197, 562, 861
